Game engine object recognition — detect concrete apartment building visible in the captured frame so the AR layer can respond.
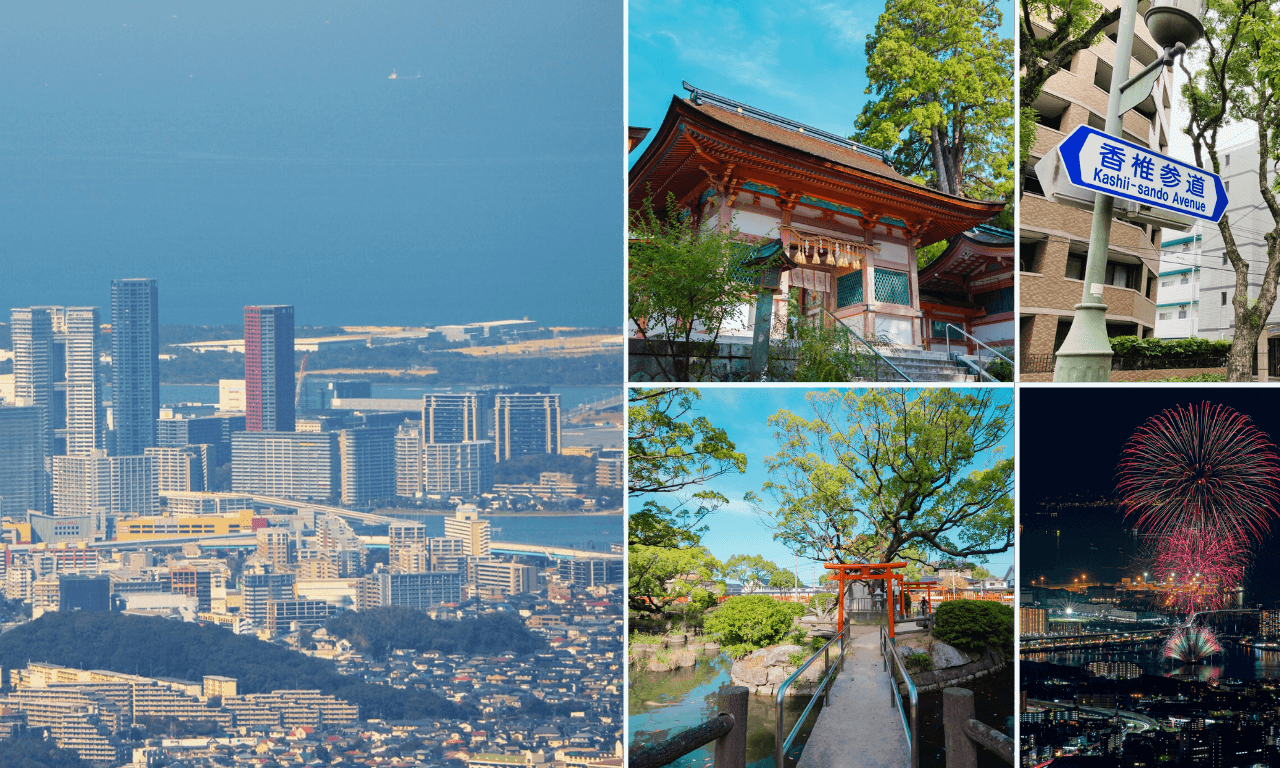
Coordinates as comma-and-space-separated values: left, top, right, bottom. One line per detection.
1153, 222, 1203, 338
1019, 0, 1175, 374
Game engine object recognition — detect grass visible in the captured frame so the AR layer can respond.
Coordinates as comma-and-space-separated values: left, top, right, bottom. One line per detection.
630, 632, 665, 646
904, 651, 933, 673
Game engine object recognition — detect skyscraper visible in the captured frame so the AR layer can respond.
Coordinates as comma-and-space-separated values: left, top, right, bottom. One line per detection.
61, 307, 104, 456
111, 279, 160, 455
244, 305, 295, 432
421, 393, 482, 443
493, 392, 560, 462
10, 306, 55, 459
0, 406, 46, 517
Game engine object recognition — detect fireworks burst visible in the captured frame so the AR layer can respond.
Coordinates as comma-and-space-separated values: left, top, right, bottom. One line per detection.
1164, 623, 1222, 664
1117, 402, 1280, 541
1150, 529, 1249, 613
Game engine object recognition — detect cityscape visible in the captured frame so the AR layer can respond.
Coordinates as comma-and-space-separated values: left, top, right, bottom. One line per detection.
1020, 388, 1280, 767
0, 282, 624, 767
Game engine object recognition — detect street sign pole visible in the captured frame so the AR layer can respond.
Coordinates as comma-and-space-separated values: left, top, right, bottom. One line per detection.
1053, 0, 1140, 382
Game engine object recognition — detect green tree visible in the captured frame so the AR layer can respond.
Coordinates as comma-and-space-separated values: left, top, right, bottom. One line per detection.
853, 0, 1014, 200
722, 554, 780, 593
1182, 0, 1280, 381
628, 192, 760, 381
768, 569, 806, 590
1018, 0, 1121, 194
628, 545, 724, 616
749, 389, 1013, 568
628, 388, 747, 549
703, 595, 799, 657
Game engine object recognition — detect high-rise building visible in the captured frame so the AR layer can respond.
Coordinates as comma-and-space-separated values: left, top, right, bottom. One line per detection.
388, 522, 427, 561
244, 306, 295, 433
423, 441, 494, 495
493, 393, 560, 461
170, 566, 214, 612
338, 426, 395, 505
1018, 9, 1172, 378
1020, 606, 1048, 636
59, 308, 105, 457
359, 571, 463, 611
58, 575, 110, 613
145, 445, 210, 493
230, 431, 339, 501
472, 560, 536, 596
596, 456, 623, 489
10, 306, 55, 459
256, 528, 293, 567
52, 452, 155, 524
111, 279, 161, 455
557, 558, 623, 587
443, 506, 490, 557
1154, 223, 1203, 339
157, 413, 245, 465
0, 406, 46, 517
1261, 609, 1280, 639
394, 424, 423, 498
422, 394, 482, 443
241, 571, 296, 628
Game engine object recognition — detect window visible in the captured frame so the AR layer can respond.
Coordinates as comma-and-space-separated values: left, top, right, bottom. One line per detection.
1159, 312, 1172, 321
974, 287, 1014, 315
931, 320, 958, 339
1019, 241, 1044, 272
1222, 291, 1229, 306
1161, 280, 1173, 288
1178, 309, 1188, 319
1226, 153, 1231, 166
1066, 254, 1086, 280
1180, 275, 1189, 285
1226, 180, 1230, 192
1223, 253, 1229, 265
873, 269, 911, 305
1105, 261, 1135, 289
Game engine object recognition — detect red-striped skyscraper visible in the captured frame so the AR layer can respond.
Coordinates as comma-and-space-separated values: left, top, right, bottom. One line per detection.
244, 305, 295, 432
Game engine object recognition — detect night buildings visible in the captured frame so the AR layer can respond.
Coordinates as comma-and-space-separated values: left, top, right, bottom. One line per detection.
111, 279, 161, 455
244, 305, 295, 433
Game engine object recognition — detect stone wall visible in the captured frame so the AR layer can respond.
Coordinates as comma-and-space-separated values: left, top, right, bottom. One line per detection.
1021, 366, 1226, 382
905, 647, 1007, 695
628, 337, 795, 382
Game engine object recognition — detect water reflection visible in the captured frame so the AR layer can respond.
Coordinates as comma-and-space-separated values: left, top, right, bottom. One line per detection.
629, 651, 823, 768
1024, 642, 1280, 681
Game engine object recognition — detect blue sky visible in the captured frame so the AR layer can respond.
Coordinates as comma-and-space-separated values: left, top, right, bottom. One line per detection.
653, 386, 1015, 587
0, 1, 621, 327
627, 0, 1014, 163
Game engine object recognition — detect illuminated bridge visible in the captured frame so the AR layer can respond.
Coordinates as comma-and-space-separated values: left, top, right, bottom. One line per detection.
1021, 628, 1172, 652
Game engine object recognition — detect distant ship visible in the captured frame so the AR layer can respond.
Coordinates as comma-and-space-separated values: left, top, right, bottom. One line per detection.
388, 70, 421, 80
388, 69, 397, 79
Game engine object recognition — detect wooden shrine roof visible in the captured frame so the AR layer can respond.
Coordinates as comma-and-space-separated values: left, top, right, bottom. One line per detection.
629, 93, 1006, 246
918, 225, 1014, 295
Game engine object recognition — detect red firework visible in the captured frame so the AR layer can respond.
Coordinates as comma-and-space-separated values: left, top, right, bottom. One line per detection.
1150, 529, 1248, 613
1117, 401, 1280, 541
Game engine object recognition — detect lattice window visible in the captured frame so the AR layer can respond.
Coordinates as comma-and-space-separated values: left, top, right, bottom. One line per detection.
836, 271, 863, 308
874, 269, 911, 305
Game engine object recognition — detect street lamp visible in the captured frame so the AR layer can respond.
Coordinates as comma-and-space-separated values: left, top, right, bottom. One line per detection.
1053, 0, 1203, 380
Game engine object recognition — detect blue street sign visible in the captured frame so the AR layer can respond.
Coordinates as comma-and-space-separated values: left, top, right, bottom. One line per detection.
1056, 125, 1228, 222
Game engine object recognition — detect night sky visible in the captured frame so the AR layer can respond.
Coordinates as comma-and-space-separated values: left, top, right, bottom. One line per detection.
1020, 386, 1280, 605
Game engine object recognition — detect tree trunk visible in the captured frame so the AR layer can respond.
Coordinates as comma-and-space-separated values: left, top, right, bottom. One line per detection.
1226, 327, 1257, 382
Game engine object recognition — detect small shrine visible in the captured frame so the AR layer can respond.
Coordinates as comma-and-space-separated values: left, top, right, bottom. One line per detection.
918, 225, 1014, 354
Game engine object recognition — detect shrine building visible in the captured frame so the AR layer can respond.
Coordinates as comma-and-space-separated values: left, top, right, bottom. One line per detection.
629, 85, 1006, 347
918, 225, 1015, 354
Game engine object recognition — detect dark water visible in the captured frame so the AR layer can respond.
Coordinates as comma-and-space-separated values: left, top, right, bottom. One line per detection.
919, 665, 1014, 767
375, 512, 621, 553
629, 651, 824, 768
1023, 642, 1280, 681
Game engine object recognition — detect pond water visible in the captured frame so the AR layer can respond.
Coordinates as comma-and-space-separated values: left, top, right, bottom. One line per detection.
628, 651, 825, 768
917, 665, 1015, 768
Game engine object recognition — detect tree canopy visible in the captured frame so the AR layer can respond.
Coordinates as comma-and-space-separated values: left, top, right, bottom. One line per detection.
1182, 0, 1280, 380
748, 389, 1013, 568
627, 545, 724, 616
854, 0, 1014, 201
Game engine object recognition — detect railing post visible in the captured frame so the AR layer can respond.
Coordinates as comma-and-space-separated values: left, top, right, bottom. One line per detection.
944, 688, 978, 768
715, 686, 748, 768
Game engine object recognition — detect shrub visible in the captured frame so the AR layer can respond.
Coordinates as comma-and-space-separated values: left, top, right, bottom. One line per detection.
704, 596, 798, 658
986, 358, 1013, 382
904, 650, 933, 673
933, 600, 1014, 658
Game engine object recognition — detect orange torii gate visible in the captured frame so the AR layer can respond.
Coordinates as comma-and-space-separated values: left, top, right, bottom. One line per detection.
824, 562, 909, 639
901, 580, 943, 613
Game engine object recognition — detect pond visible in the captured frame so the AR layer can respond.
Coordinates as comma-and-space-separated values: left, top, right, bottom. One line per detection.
628, 650, 826, 768
917, 664, 1015, 767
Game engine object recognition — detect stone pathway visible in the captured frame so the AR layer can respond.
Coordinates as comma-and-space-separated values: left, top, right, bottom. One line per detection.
796, 625, 910, 768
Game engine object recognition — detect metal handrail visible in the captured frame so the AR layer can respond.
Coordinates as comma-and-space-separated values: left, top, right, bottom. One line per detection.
880, 625, 920, 768
774, 621, 851, 768
943, 323, 1012, 382
817, 307, 914, 382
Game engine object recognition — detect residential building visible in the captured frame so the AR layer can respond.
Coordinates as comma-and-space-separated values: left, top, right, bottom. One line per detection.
218, 379, 246, 412
244, 305, 295, 432
494, 393, 560, 462
59, 307, 105, 456
359, 570, 463, 611
1261, 609, 1280, 639
422, 393, 483, 443
595, 456, 623, 489
111, 279, 161, 455
231, 430, 339, 501
59, 574, 110, 612
394, 424, 423, 497
0, 405, 46, 517
444, 506, 491, 557
170, 566, 215, 612
423, 440, 494, 495
1154, 224, 1203, 338
52, 452, 155, 525
266, 599, 338, 634
256, 528, 294, 566
157, 413, 245, 464
1021, 606, 1049, 636
388, 522, 427, 561
242, 572, 296, 628
338, 426, 396, 505
472, 560, 537, 596
10, 306, 55, 460
557, 558, 623, 587
145, 445, 211, 493
1018, 1, 1174, 376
